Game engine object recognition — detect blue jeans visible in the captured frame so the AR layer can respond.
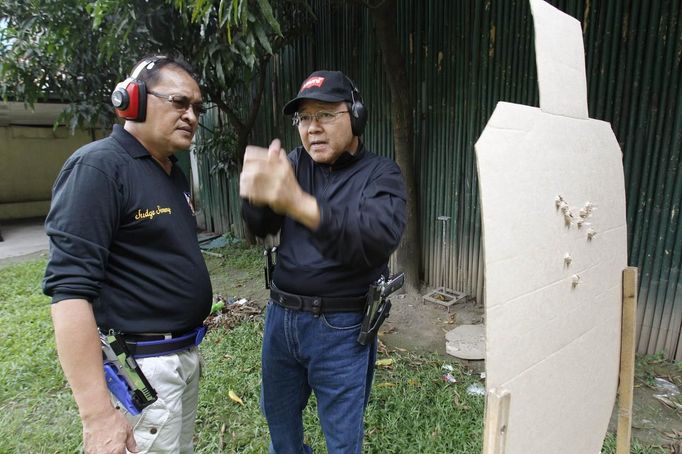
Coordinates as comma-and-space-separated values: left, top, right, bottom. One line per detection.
261, 301, 377, 454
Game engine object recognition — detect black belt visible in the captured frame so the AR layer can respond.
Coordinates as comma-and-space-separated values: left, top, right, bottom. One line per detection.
118, 326, 207, 358
270, 283, 366, 315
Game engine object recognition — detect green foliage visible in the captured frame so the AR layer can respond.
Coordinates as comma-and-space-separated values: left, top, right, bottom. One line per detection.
162, 0, 314, 167
0, 0, 313, 156
194, 108, 241, 171
635, 352, 671, 388
0, 0, 120, 132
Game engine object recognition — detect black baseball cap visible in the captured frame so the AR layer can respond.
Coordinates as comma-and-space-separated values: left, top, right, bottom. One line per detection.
283, 70, 354, 115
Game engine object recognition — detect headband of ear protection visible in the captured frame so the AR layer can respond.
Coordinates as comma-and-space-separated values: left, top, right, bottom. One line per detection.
111, 56, 165, 122
345, 76, 368, 136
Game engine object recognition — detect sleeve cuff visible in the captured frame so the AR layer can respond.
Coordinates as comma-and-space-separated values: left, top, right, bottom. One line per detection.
50, 293, 94, 305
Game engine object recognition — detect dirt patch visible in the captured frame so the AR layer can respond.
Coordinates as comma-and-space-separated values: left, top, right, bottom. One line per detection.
206, 302, 263, 330
379, 293, 485, 370
207, 258, 485, 366
609, 387, 682, 450
206, 250, 484, 366
388, 292, 682, 451
608, 361, 682, 451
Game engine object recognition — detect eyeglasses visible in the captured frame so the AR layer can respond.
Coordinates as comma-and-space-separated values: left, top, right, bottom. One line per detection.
148, 91, 206, 115
292, 110, 349, 127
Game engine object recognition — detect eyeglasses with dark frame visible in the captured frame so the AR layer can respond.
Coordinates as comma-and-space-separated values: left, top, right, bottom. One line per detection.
148, 91, 207, 115
292, 110, 349, 127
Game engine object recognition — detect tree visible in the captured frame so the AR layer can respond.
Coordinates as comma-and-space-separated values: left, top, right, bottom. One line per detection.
0, 0, 313, 164
92, 0, 314, 169
0, 0, 123, 137
358, 0, 421, 293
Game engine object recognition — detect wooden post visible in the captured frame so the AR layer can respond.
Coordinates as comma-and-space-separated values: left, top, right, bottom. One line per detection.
482, 388, 511, 454
616, 267, 638, 454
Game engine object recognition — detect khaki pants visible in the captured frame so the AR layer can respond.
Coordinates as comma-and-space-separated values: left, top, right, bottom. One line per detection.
118, 346, 202, 454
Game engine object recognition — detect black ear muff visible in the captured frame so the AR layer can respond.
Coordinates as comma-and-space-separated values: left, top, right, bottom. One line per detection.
346, 76, 367, 136
111, 56, 163, 122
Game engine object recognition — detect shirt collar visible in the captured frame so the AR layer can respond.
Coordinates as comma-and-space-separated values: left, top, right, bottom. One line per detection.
110, 124, 177, 162
329, 141, 366, 170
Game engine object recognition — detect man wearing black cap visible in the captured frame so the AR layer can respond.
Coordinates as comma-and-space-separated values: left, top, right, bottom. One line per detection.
240, 70, 406, 453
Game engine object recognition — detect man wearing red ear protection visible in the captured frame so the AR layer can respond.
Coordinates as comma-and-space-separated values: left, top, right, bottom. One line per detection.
43, 55, 212, 454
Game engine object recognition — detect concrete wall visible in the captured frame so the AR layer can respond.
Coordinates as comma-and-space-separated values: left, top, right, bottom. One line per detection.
0, 102, 103, 220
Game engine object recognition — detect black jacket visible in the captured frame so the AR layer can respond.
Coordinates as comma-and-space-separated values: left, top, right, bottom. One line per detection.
242, 143, 406, 297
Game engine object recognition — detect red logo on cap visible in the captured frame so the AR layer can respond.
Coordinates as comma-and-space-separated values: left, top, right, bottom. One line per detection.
300, 76, 325, 91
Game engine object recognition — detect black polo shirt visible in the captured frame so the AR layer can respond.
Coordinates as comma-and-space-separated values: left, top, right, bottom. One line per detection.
43, 125, 212, 333
242, 143, 407, 298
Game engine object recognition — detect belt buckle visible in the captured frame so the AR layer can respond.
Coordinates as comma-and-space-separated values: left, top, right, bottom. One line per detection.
311, 298, 322, 317
123, 332, 171, 342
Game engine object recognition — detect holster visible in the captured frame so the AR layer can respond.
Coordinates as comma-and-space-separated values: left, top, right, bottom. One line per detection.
357, 272, 404, 346
100, 332, 157, 415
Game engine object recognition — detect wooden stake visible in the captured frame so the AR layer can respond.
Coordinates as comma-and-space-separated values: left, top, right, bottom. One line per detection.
482, 388, 511, 454
200, 249, 224, 258
616, 267, 638, 454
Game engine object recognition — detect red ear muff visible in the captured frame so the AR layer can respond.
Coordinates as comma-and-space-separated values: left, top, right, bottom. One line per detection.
111, 56, 164, 122
112, 78, 147, 122
111, 79, 132, 110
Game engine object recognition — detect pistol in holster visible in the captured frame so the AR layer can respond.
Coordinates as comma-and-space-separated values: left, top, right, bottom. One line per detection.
357, 272, 405, 346
100, 331, 157, 415
263, 246, 278, 289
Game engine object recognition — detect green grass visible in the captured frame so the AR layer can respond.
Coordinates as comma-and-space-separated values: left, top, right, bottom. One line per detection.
0, 256, 670, 453
601, 433, 667, 454
0, 260, 82, 452
203, 239, 264, 275
364, 355, 484, 453
195, 318, 486, 453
